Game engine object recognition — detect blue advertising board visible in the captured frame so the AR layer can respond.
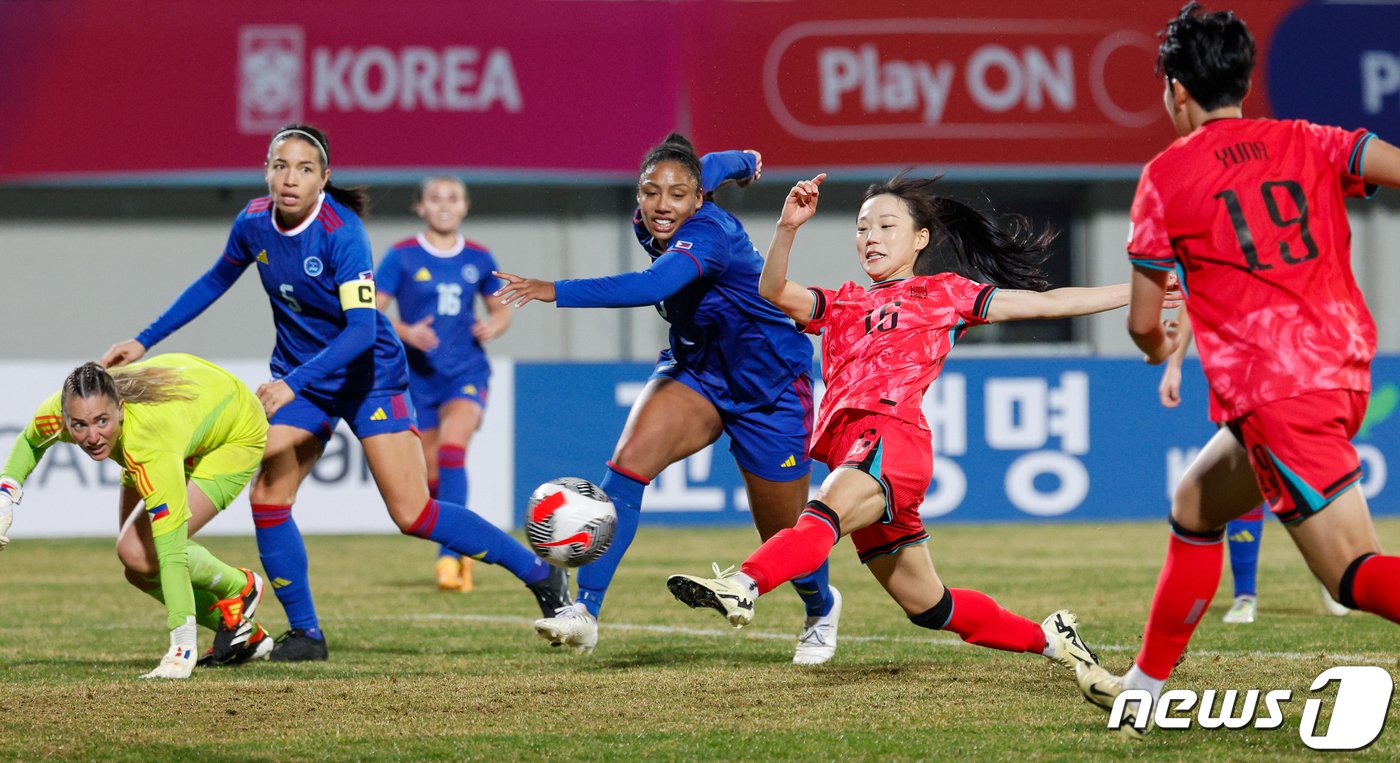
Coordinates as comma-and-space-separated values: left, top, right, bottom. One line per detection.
514, 357, 1400, 526
1267, 1, 1400, 137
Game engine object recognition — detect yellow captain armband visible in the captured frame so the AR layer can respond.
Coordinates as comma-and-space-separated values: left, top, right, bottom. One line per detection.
339, 279, 377, 310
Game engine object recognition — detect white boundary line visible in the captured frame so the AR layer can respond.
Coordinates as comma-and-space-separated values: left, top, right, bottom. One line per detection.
352, 612, 1400, 667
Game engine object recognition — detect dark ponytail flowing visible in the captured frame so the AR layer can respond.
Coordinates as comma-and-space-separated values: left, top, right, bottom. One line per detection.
864, 172, 1056, 291
269, 123, 372, 217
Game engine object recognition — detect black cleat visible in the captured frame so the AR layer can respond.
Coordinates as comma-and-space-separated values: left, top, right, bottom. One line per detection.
197, 623, 273, 668
527, 564, 572, 618
269, 628, 329, 662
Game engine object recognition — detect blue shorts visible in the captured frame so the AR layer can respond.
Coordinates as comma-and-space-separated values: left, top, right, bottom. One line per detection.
651, 358, 813, 482
408, 367, 489, 430
271, 387, 417, 444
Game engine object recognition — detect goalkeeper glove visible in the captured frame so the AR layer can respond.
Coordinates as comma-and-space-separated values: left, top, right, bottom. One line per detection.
0, 476, 22, 550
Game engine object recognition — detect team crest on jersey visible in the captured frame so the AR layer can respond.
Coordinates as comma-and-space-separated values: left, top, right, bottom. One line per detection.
462, 265, 480, 283
674, 240, 692, 250
413, 267, 432, 282
303, 256, 324, 277
256, 250, 269, 265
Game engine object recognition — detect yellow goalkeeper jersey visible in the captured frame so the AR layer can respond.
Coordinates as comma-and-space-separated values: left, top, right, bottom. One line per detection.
3, 354, 266, 533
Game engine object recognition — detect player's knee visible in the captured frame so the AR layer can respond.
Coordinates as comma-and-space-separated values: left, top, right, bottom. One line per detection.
249, 482, 297, 506
909, 587, 954, 630
394, 498, 431, 536
118, 548, 157, 579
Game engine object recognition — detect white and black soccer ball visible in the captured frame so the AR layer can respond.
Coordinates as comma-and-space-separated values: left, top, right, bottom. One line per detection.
524, 477, 617, 567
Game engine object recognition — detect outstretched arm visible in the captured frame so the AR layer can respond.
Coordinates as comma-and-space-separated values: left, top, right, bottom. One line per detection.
495, 249, 703, 309
101, 254, 247, 368
759, 174, 827, 322
984, 283, 1129, 323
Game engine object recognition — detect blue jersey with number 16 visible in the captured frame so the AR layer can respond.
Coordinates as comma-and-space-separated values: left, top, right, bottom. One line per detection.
376, 234, 500, 380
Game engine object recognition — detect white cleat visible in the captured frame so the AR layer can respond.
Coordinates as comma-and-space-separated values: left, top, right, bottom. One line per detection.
141, 644, 196, 680
1041, 609, 1100, 671
1076, 661, 1150, 740
793, 586, 842, 666
1222, 595, 1257, 624
534, 602, 599, 654
1319, 583, 1351, 617
667, 564, 755, 628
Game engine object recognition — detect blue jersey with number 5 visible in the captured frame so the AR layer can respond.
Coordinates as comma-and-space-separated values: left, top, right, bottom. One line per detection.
376, 235, 500, 380
224, 194, 408, 396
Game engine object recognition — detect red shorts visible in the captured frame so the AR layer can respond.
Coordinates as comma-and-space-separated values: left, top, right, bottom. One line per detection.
1227, 390, 1367, 525
814, 410, 931, 564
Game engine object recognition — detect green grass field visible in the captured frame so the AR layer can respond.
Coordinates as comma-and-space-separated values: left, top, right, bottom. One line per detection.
3, 520, 1397, 761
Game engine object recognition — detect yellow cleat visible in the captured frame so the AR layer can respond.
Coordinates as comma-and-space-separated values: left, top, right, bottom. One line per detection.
457, 557, 475, 593
436, 556, 464, 591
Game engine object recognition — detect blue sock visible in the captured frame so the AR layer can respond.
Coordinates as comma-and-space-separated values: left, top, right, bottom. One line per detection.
577, 465, 646, 618
1226, 517, 1263, 597
436, 445, 468, 561
252, 503, 319, 631
408, 498, 548, 585
792, 560, 834, 617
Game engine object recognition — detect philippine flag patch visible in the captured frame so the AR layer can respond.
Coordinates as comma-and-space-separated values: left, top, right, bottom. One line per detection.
674, 240, 692, 250
147, 503, 170, 521
358, 270, 375, 281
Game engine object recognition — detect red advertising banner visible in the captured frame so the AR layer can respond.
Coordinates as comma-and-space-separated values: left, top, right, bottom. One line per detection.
0, 1, 1311, 183
0, 0, 683, 183
682, 0, 1298, 176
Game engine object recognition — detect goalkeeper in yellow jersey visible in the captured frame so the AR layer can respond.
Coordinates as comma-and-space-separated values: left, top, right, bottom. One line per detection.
0, 354, 272, 679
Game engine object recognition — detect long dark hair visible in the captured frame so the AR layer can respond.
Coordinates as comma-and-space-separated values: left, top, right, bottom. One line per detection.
268, 123, 372, 216
863, 172, 1056, 291
638, 132, 702, 188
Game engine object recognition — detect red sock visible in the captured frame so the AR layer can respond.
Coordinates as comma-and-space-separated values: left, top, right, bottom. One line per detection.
1351, 555, 1400, 623
943, 588, 1047, 654
740, 512, 837, 595
1137, 532, 1224, 679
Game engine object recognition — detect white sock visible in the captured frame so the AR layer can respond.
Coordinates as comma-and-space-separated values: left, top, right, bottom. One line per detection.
1123, 664, 1166, 701
731, 571, 759, 598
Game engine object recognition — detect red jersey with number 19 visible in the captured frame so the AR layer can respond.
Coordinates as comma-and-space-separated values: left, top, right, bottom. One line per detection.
1127, 118, 1379, 422
801, 274, 996, 460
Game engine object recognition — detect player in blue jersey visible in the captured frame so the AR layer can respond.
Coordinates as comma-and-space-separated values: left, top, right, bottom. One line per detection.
101, 124, 569, 662
376, 176, 512, 592
496, 133, 841, 664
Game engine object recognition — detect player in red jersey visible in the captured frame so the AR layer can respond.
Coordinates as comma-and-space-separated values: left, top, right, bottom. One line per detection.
667, 170, 1139, 671
1076, 3, 1400, 738
1159, 309, 1353, 623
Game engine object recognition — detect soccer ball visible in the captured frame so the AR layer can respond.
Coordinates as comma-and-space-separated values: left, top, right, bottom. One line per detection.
524, 477, 616, 567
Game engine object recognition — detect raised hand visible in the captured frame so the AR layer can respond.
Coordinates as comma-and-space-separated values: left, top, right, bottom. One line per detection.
779, 174, 828, 230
